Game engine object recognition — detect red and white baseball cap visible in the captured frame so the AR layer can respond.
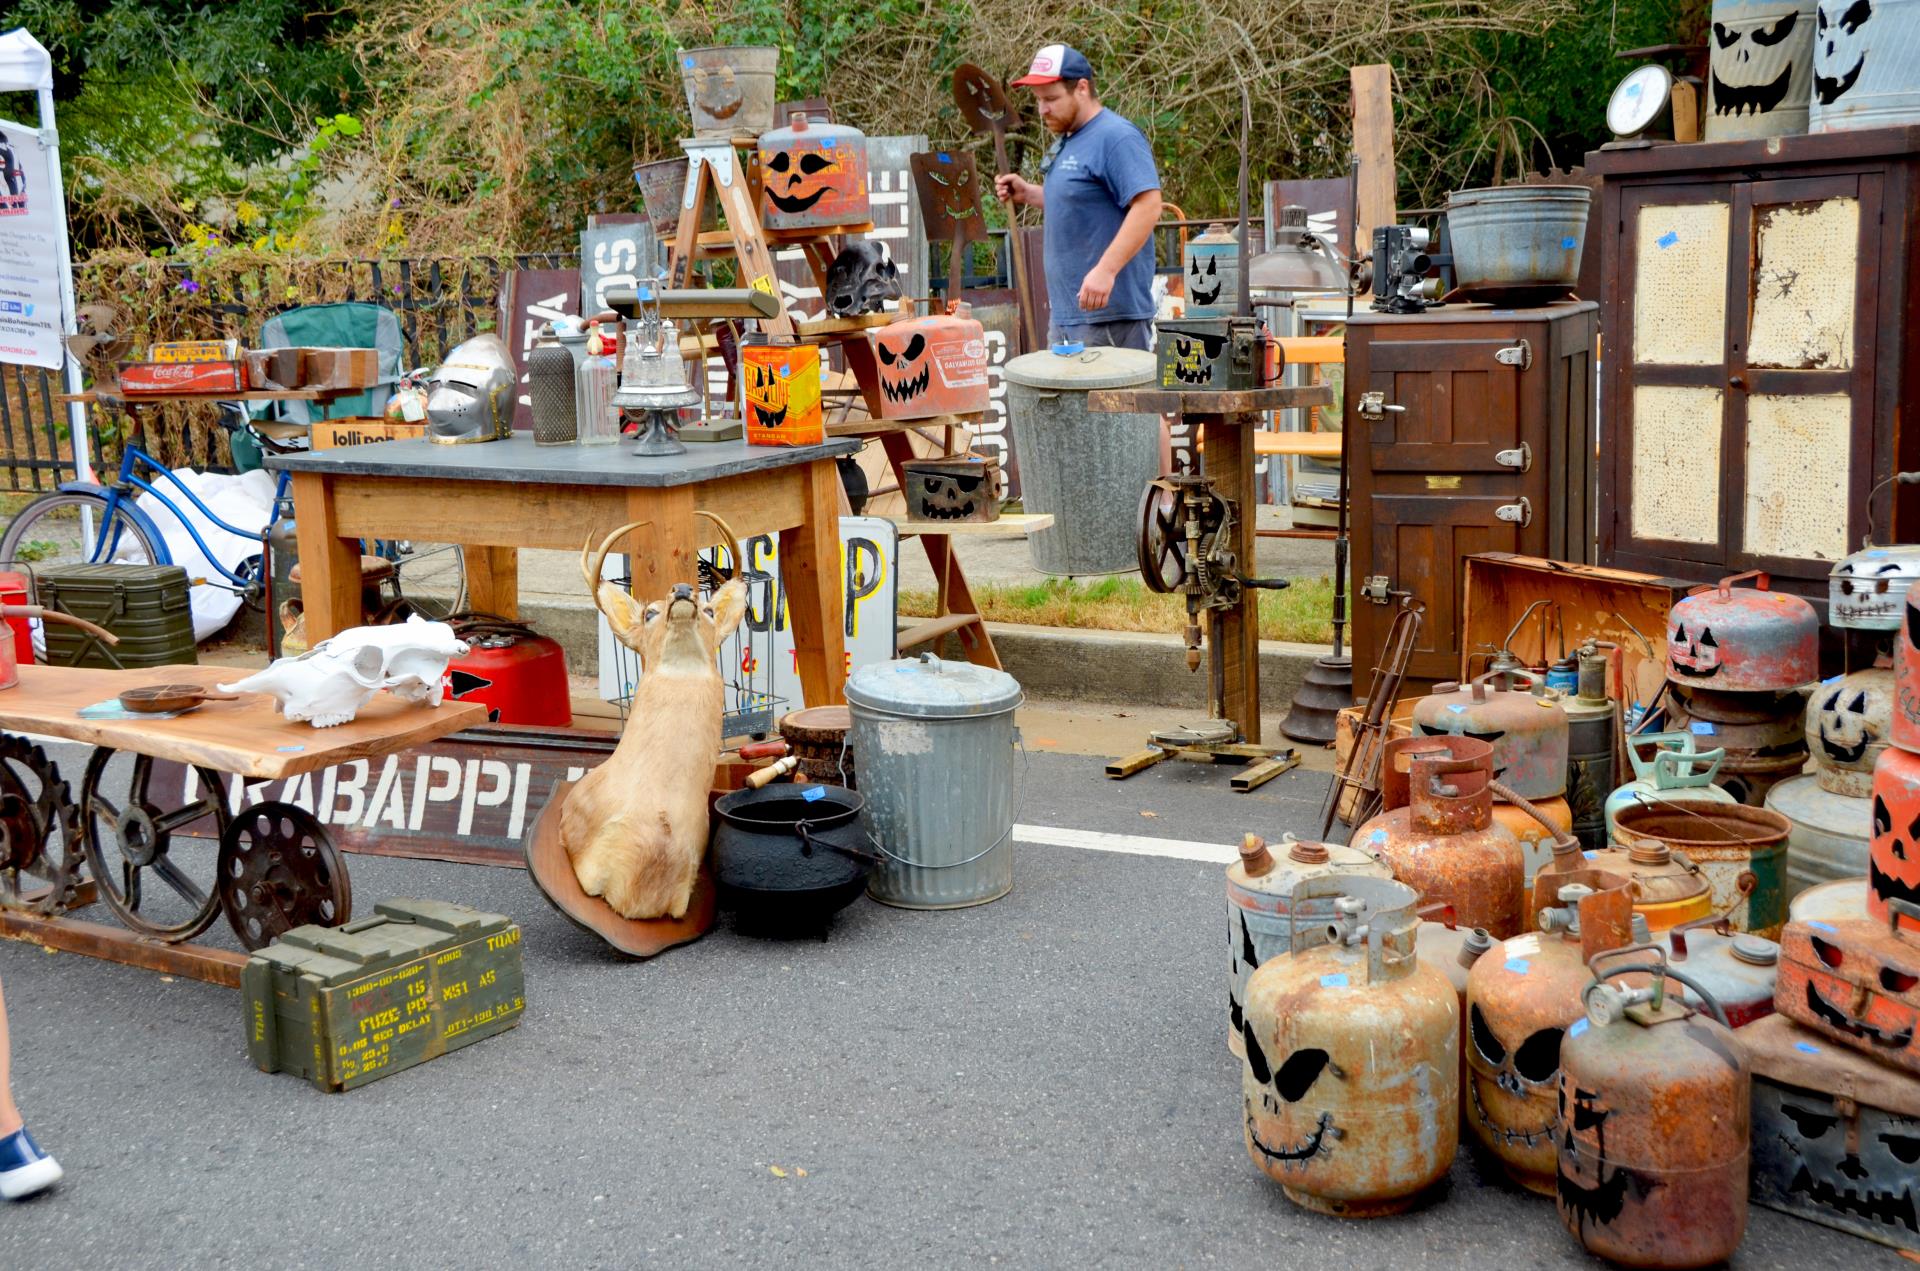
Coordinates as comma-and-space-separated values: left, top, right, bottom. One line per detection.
1012, 43, 1094, 86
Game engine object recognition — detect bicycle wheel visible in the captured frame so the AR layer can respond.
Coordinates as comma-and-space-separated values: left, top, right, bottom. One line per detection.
0, 490, 165, 572
384, 540, 467, 621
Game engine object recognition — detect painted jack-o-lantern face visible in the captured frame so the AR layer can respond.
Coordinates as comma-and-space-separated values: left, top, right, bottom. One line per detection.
1811, 669, 1892, 791
1814, 0, 1874, 107
1668, 621, 1722, 679
1871, 745, 1920, 930
1166, 332, 1226, 386
1708, 0, 1816, 133
1780, 918, 1920, 1065
765, 148, 838, 216
743, 359, 789, 430
1187, 254, 1224, 308
1241, 1024, 1339, 1173
876, 332, 930, 405
1553, 1082, 1652, 1236
912, 468, 990, 520
1829, 548, 1920, 629
1468, 999, 1565, 1158
1760, 1082, 1920, 1234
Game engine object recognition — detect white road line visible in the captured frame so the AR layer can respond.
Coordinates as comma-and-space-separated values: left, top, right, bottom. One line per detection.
1013, 823, 1237, 864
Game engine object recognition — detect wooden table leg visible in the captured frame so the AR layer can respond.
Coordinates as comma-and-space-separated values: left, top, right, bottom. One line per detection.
462, 546, 519, 619
1197, 411, 1262, 744
780, 459, 847, 706
626, 486, 698, 599
291, 471, 363, 642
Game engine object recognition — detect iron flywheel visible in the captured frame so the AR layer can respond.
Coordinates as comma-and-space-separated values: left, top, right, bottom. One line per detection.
0, 733, 86, 916
217, 801, 351, 951
79, 747, 229, 942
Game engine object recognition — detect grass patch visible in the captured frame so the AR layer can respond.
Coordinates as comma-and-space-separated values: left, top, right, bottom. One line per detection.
900, 575, 1335, 644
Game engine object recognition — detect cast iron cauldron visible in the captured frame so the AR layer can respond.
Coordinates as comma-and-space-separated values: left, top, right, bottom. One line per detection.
709, 783, 875, 935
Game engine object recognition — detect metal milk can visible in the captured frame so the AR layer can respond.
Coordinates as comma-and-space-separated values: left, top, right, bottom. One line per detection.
1240, 875, 1457, 1217
1226, 832, 1391, 1057
756, 111, 871, 231
1412, 670, 1570, 801
1465, 869, 1635, 1194
1605, 731, 1735, 836
1559, 946, 1750, 1269
846, 653, 1022, 909
1666, 570, 1819, 693
1353, 735, 1526, 938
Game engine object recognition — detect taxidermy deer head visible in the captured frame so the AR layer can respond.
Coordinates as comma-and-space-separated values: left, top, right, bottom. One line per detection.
561, 511, 748, 921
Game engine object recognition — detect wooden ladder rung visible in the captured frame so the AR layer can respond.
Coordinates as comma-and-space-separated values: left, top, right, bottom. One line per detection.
897, 612, 984, 649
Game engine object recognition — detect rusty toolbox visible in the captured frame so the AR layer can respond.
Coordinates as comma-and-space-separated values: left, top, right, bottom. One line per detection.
242, 898, 525, 1092
1345, 303, 1598, 696
35, 564, 195, 668
1744, 1011, 1920, 1252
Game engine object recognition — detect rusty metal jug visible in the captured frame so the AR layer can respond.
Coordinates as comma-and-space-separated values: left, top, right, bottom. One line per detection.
1412, 669, 1570, 800
756, 111, 870, 231
870, 300, 990, 420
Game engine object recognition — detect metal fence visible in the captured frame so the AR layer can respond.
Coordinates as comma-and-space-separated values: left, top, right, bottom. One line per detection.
0, 254, 577, 494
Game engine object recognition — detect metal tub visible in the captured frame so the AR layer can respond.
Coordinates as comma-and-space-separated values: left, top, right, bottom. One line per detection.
1445, 185, 1590, 293
848, 654, 1023, 909
676, 46, 779, 138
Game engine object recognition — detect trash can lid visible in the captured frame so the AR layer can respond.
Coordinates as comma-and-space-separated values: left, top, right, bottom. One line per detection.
1005, 345, 1155, 391
846, 653, 1024, 718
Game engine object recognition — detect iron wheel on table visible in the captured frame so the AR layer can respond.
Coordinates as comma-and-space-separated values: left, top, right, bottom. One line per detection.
79, 747, 229, 942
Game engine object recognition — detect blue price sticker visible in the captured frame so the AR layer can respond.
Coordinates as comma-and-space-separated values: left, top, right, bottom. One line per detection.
802, 786, 826, 802
1319, 973, 1349, 988
1657, 230, 1679, 248
1561, 236, 1577, 249
1689, 721, 1717, 736
1795, 1042, 1820, 1054
1583, 849, 1597, 859
1809, 920, 1838, 933
1506, 958, 1531, 975
1569, 1018, 1589, 1037
938, 151, 951, 163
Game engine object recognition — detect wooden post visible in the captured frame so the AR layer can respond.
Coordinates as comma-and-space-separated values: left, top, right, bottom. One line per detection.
1350, 64, 1397, 255
290, 471, 364, 642
779, 459, 848, 706
461, 546, 519, 620
1200, 411, 1262, 743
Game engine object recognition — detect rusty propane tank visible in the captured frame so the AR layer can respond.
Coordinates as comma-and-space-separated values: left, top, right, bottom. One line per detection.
1353, 736, 1526, 938
1557, 945, 1750, 1268
1418, 904, 1494, 1135
1666, 570, 1818, 693
1465, 868, 1635, 1194
1226, 832, 1391, 1056
1412, 669, 1570, 801
1240, 875, 1458, 1216
1540, 832, 1716, 934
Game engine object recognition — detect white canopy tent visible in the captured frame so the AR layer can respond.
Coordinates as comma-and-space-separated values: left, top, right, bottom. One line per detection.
0, 27, 91, 481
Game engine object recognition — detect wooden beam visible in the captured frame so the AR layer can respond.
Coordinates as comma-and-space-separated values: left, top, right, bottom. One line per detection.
0, 908, 248, 989
1350, 64, 1397, 255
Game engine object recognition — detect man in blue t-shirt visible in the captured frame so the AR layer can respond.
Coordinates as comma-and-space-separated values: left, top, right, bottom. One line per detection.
994, 44, 1163, 351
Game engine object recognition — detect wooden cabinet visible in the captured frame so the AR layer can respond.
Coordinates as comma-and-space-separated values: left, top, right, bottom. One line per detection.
1591, 129, 1920, 614
1348, 303, 1598, 693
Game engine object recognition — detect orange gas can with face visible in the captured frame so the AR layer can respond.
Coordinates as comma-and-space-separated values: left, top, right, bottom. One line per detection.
870, 301, 990, 420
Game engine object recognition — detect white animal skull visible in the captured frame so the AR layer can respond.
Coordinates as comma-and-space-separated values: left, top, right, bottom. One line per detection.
218, 617, 471, 727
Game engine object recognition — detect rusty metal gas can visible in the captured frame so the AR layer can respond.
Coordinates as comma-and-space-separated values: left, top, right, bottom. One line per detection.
1354, 736, 1526, 938
1662, 917, 1780, 1026
1809, 668, 1893, 797
1412, 670, 1569, 801
1558, 946, 1749, 1268
1493, 795, 1575, 885
1614, 799, 1791, 938
1871, 743, 1920, 930
756, 112, 870, 231
1465, 869, 1634, 1193
1548, 836, 1716, 934
870, 300, 990, 420
1241, 875, 1457, 1216
1777, 903, 1920, 1070
1666, 570, 1819, 693
1226, 833, 1391, 1057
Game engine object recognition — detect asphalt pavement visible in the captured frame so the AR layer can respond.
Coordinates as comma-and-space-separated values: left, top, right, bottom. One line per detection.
0, 743, 1874, 1269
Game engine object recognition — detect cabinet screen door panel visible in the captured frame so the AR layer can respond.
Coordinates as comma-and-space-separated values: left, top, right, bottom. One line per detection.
1630, 385, 1725, 544
1633, 203, 1731, 366
1748, 197, 1859, 370
1742, 392, 1852, 562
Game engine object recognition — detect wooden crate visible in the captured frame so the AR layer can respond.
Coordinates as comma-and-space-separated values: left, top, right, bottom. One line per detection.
242, 898, 524, 1092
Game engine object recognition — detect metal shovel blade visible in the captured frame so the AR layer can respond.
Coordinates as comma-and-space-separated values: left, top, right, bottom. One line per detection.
952, 64, 1019, 135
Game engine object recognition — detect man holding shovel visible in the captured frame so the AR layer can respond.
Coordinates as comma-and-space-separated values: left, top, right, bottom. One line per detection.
994, 44, 1163, 351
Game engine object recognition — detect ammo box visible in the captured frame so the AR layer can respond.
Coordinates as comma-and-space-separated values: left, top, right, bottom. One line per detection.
242, 899, 525, 1092
35, 563, 195, 668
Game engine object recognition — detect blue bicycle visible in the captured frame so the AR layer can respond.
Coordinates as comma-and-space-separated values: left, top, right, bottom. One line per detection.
0, 405, 465, 620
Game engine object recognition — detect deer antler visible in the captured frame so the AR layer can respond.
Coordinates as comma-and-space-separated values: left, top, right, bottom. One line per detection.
580, 520, 652, 598
695, 510, 743, 583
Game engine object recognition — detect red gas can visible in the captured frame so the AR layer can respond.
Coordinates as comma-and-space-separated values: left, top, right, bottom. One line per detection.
0, 572, 30, 668
446, 620, 571, 727
870, 301, 990, 420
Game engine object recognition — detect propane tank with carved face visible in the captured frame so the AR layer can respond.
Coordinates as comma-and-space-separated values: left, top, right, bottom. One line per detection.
1411, 671, 1570, 800
1353, 735, 1526, 938
1830, 544, 1920, 630
1808, 667, 1892, 797
1240, 876, 1458, 1216
1465, 869, 1634, 1193
1666, 571, 1819, 692
1226, 833, 1391, 1057
1557, 948, 1750, 1268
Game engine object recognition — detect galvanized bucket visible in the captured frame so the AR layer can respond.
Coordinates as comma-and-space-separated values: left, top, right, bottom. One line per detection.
1764, 772, 1871, 898
1613, 798, 1792, 939
1445, 185, 1590, 293
847, 653, 1023, 909
1005, 347, 1157, 576
676, 46, 779, 138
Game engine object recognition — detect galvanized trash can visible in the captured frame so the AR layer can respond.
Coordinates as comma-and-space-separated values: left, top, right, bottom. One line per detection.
847, 653, 1023, 908
1005, 346, 1158, 576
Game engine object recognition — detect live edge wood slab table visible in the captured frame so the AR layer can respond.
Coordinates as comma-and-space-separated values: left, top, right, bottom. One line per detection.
0, 664, 488, 988
267, 435, 860, 708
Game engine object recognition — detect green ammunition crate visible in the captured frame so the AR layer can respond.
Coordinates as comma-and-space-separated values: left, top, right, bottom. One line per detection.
242, 898, 525, 1092
35, 563, 196, 668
